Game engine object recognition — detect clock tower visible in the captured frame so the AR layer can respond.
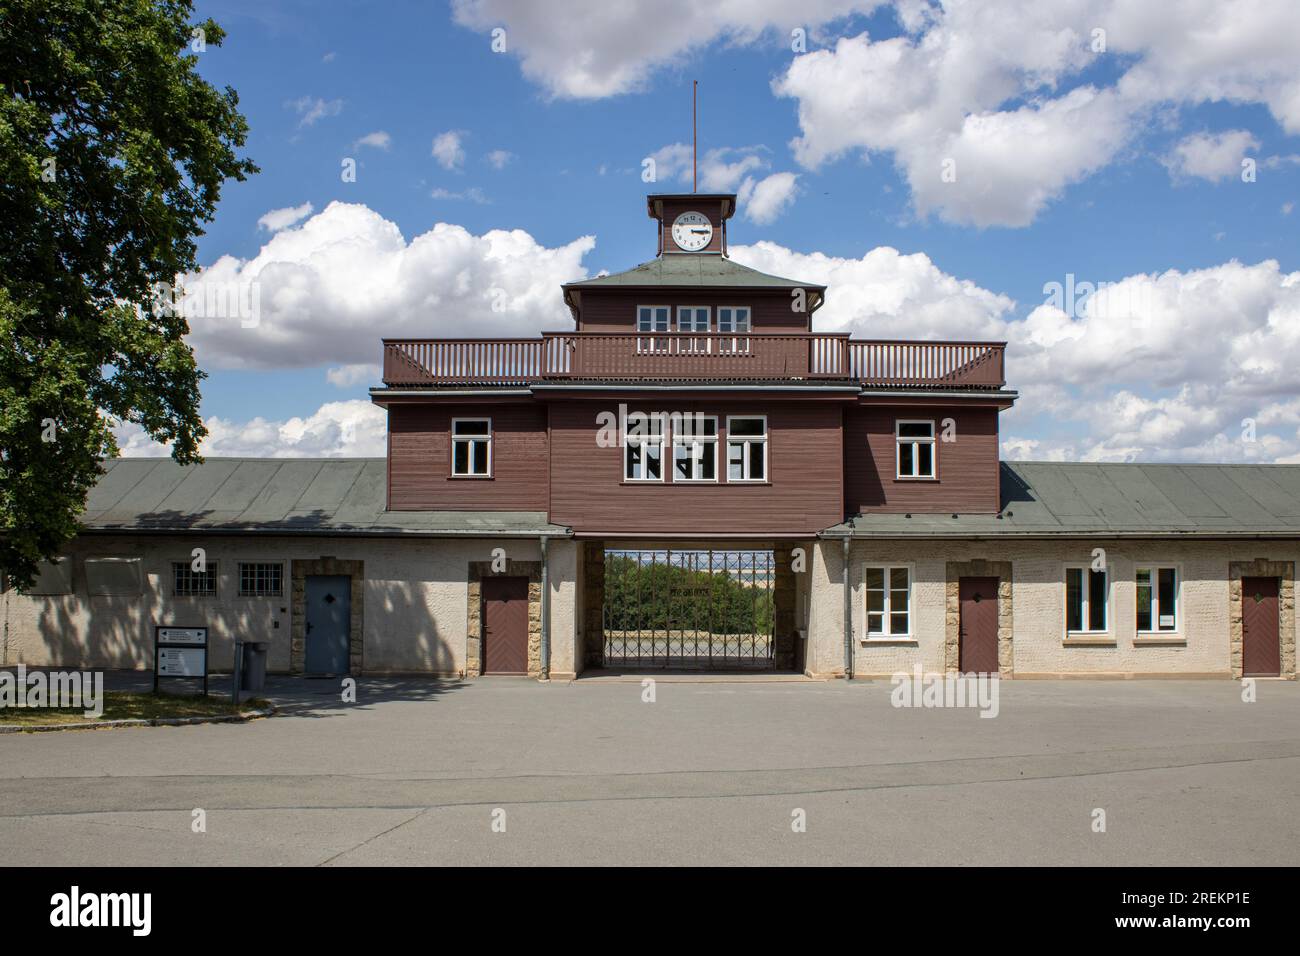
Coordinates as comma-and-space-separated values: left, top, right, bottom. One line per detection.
647, 193, 735, 257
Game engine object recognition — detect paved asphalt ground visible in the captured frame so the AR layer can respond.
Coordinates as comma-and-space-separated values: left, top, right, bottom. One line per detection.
0, 674, 1297, 866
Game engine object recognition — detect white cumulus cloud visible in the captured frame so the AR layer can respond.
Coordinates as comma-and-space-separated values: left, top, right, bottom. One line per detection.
354, 130, 392, 151
648, 144, 801, 223
773, 0, 1300, 226
451, 0, 880, 99
115, 400, 388, 458
181, 201, 594, 370
1163, 129, 1259, 182
432, 130, 467, 170
287, 96, 342, 128
257, 202, 314, 233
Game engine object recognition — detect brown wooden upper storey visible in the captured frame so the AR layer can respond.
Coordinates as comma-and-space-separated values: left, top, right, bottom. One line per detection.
377, 192, 1007, 391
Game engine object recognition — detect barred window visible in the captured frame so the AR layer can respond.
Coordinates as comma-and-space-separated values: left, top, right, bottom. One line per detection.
238, 562, 283, 597
173, 561, 217, 597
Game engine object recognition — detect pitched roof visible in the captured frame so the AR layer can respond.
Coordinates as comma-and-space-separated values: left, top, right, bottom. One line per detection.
79, 458, 567, 537
562, 255, 824, 290
828, 462, 1300, 538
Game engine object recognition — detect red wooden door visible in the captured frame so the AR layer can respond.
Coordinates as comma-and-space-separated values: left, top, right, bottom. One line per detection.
1242, 577, 1281, 677
482, 576, 530, 674
959, 576, 1000, 674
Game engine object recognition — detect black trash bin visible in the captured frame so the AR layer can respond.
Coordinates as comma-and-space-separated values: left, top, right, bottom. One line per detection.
241, 641, 269, 692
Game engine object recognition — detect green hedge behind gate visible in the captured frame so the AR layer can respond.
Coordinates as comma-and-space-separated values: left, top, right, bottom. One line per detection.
604, 555, 774, 635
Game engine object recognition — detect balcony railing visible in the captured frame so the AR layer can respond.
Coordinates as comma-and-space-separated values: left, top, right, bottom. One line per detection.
381, 333, 1005, 389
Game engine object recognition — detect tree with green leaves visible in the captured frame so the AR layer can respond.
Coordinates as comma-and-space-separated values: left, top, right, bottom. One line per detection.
0, 0, 256, 586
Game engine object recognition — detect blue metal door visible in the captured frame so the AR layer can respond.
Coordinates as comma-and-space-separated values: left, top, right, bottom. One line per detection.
305, 575, 351, 675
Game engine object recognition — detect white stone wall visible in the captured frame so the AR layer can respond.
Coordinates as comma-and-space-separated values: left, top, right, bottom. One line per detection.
806, 538, 1300, 679
0, 534, 578, 677
546, 539, 579, 678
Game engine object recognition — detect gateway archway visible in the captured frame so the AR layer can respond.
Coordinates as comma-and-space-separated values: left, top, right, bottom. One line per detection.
602, 548, 776, 669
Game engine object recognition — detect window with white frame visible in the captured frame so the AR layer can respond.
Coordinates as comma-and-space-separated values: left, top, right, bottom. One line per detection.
726, 416, 767, 482
239, 561, 283, 597
625, 412, 664, 481
677, 305, 710, 353
866, 566, 911, 637
451, 418, 492, 476
1065, 566, 1108, 633
896, 420, 936, 479
637, 305, 670, 353
1136, 566, 1179, 632
173, 561, 218, 597
672, 416, 717, 481
717, 306, 751, 353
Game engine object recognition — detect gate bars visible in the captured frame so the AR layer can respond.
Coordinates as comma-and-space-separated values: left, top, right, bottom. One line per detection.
602, 549, 775, 668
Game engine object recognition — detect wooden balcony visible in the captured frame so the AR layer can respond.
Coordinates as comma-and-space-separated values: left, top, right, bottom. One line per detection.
381, 333, 1006, 389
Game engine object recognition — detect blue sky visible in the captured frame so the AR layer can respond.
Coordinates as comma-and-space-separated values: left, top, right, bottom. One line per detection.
128, 0, 1300, 463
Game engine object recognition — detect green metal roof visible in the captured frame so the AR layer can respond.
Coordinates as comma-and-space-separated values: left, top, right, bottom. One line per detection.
80, 458, 567, 537
828, 462, 1300, 538
563, 255, 824, 290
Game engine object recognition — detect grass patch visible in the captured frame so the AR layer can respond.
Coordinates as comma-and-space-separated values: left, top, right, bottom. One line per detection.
0, 691, 270, 727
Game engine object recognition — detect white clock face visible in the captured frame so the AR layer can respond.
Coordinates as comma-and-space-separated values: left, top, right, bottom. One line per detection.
671, 211, 713, 252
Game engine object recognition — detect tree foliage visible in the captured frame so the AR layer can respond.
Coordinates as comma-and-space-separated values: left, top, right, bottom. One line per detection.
604, 555, 774, 635
0, 0, 256, 586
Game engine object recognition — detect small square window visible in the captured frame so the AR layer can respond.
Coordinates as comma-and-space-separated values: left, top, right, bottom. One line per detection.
238, 562, 283, 597
173, 561, 218, 597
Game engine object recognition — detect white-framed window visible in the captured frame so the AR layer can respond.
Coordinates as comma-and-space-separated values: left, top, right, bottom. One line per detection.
726, 416, 767, 482
173, 561, 218, 597
672, 416, 718, 482
1065, 565, 1109, 634
866, 565, 912, 637
677, 305, 711, 353
717, 306, 751, 353
676, 306, 710, 333
1136, 566, 1179, 633
624, 412, 664, 481
239, 561, 284, 597
896, 420, 936, 479
637, 305, 670, 353
451, 418, 492, 477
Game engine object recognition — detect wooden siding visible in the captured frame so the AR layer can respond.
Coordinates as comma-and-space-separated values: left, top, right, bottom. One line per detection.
387, 403, 548, 511
576, 290, 812, 334
844, 405, 1001, 514
547, 399, 844, 534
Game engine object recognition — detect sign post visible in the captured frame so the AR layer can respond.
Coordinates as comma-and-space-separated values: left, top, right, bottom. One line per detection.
154, 626, 209, 696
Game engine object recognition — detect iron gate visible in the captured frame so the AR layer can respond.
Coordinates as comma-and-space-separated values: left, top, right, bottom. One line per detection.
602, 549, 775, 668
